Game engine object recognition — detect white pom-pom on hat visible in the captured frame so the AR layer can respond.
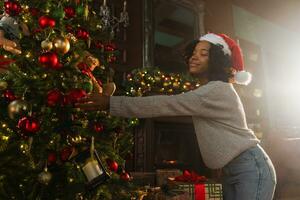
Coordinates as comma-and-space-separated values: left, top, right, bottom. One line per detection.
199, 33, 252, 85
234, 71, 252, 85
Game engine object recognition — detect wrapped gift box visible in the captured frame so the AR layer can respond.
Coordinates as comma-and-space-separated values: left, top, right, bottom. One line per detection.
177, 182, 223, 200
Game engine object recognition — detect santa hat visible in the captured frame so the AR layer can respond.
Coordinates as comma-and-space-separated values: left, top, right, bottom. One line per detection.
199, 33, 252, 85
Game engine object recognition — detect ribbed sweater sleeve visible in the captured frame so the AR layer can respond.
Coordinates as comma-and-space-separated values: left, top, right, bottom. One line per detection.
110, 81, 221, 118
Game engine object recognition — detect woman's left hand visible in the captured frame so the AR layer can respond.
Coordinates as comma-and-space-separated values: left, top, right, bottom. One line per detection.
75, 93, 110, 111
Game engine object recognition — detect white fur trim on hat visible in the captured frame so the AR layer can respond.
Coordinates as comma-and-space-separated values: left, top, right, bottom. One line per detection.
234, 71, 252, 85
199, 33, 231, 56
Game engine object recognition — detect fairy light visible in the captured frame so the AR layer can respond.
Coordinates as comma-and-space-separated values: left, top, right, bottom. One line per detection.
2, 136, 9, 141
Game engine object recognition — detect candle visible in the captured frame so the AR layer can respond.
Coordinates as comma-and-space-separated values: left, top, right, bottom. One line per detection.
103, 0, 107, 6
123, 0, 127, 12
82, 159, 103, 182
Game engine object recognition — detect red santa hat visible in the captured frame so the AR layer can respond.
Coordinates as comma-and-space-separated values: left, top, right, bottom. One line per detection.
199, 33, 252, 85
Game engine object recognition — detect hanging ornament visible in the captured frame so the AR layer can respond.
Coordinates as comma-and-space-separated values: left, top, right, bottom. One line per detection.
64, 6, 76, 18
8, 99, 30, 119
18, 116, 40, 134
94, 41, 104, 49
76, 27, 89, 40
38, 16, 49, 29
70, 137, 110, 189
48, 18, 56, 28
120, 171, 131, 181
41, 39, 53, 51
65, 24, 73, 33
38, 16, 56, 29
38, 164, 52, 185
39, 52, 59, 69
47, 89, 63, 107
67, 88, 87, 104
105, 159, 118, 172
60, 146, 74, 162
4, 1, 22, 16
93, 122, 104, 133
83, 4, 89, 20
3, 89, 16, 102
108, 55, 117, 63
104, 43, 117, 52
29, 7, 39, 17
47, 152, 57, 165
0, 81, 8, 90
52, 36, 70, 54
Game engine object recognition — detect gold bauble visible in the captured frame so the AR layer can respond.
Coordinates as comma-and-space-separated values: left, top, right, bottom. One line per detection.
53, 37, 70, 54
8, 99, 30, 119
38, 169, 52, 185
41, 40, 53, 51
0, 81, 8, 90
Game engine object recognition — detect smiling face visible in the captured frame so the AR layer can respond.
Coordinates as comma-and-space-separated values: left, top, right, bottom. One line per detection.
188, 40, 210, 76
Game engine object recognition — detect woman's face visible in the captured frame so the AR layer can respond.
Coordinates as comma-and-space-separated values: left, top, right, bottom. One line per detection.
188, 41, 210, 76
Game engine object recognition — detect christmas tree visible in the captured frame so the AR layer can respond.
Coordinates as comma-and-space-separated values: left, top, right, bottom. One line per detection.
0, 0, 138, 199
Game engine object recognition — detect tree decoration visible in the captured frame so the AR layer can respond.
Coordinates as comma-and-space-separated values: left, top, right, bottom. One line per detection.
106, 158, 118, 172
76, 27, 89, 40
18, 116, 40, 134
38, 164, 52, 185
93, 122, 104, 133
64, 6, 76, 18
3, 89, 16, 102
38, 16, 56, 28
8, 99, 30, 119
39, 52, 60, 69
4, 1, 22, 16
46, 89, 63, 107
41, 39, 53, 51
52, 36, 70, 54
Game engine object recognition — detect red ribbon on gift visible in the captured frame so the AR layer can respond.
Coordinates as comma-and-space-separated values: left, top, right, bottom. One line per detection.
174, 170, 207, 183
195, 184, 205, 200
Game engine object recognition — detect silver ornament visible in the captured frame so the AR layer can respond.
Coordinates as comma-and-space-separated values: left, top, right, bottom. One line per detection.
7, 99, 30, 119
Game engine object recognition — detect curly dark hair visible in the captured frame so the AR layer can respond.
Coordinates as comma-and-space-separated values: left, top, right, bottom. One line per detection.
183, 40, 234, 82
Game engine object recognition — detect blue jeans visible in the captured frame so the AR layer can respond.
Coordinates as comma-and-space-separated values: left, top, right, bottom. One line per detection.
222, 144, 276, 200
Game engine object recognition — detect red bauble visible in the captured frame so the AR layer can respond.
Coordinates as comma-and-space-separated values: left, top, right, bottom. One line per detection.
67, 89, 87, 104
3, 90, 16, 101
65, 24, 73, 33
93, 122, 104, 133
106, 159, 118, 172
64, 6, 76, 18
38, 16, 49, 29
29, 7, 39, 16
108, 55, 117, 63
18, 116, 40, 134
60, 146, 73, 162
47, 18, 56, 28
94, 41, 104, 49
47, 89, 63, 107
47, 152, 57, 165
120, 172, 131, 181
76, 28, 89, 40
39, 52, 59, 69
38, 16, 56, 28
104, 43, 117, 52
4, 1, 22, 16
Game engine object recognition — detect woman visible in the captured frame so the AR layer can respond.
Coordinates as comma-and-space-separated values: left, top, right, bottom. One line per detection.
77, 33, 276, 200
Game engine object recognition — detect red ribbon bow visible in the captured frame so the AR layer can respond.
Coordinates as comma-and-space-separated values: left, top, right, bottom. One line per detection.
174, 170, 207, 183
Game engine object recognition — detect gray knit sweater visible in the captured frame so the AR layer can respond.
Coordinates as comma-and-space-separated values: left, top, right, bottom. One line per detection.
110, 81, 259, 169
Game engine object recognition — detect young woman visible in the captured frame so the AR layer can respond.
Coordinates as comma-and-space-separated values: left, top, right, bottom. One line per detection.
77, 33, 276, 200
